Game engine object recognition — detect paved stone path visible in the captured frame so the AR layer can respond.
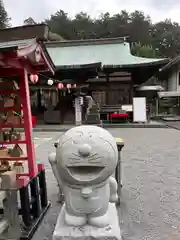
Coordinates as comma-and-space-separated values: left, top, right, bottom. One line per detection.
31, 128, 180, 240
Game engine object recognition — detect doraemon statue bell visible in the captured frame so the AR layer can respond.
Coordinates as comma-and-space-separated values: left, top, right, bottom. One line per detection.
49, 125, 119, 228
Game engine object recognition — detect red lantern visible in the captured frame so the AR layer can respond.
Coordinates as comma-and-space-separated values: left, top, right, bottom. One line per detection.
29, 74, 38, 84
67, 84, 71, 89
58, 83, 64, 89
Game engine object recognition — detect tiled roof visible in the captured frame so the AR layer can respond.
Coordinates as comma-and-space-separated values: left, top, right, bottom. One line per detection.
46, 38, 168, 69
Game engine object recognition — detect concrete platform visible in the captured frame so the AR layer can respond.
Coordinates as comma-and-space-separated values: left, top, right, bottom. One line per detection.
16, 121, 167, 132
163, 120, 180, 130
53, 203, 121, 240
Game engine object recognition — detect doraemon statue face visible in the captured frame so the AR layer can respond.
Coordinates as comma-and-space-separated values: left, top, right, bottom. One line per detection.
56, 125, 118, 185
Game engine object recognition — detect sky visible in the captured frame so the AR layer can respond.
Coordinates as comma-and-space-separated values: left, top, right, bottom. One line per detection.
4, 0, 180, 27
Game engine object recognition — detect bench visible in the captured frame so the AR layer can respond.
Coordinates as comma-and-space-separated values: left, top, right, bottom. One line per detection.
99, 105, 122, 122
110, 113, 129, 123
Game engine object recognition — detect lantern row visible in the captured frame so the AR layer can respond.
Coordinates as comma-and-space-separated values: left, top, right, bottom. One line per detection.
57, 83, 77, 89
29, 74, 76, 88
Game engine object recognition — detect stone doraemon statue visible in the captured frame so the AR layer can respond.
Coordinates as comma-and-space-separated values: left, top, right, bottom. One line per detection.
49, 125, 118, 228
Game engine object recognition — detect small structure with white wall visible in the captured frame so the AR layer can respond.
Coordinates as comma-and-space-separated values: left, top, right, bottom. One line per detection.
159, 57, 180, 92
158, 59, 180, 115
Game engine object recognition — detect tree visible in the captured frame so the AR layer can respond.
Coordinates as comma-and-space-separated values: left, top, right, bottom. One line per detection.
44, 9, 153, 43
128, 11, 151, 44
72, 12, 94, 39
48, 32, 64, 41
45, 10, 72, 40
131, 42, 157, 58
28, 9, 180, 58
151, 19, 180, 57
0, 0, 10, 28
24, 17, 37, 25
24, 17, 64, 41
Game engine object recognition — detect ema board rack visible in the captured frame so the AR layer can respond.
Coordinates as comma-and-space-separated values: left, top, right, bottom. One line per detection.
0, 75, 50, 240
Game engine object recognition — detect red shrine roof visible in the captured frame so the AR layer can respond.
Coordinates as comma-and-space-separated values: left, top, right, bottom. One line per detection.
0, 38, 55, 75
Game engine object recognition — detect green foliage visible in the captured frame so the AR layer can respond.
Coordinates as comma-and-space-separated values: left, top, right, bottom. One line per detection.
48, 32, 64, 41
0, 0, 10, 29
43, 9, 180, 58
23, 17, 64, 41
1, 1, 180, 58
131, 42, 157, 58
24, 17, 36, 25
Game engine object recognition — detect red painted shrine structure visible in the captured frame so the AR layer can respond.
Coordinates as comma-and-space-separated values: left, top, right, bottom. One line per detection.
0, 38, 55, 177
0, 36, 55, 239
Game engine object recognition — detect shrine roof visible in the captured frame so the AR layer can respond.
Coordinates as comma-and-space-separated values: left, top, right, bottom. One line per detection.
159, 56, 180, 73
46, 38, 169, 70
0, 24, 49, 42
0, 38, 55, 74
0, 38, 36, 50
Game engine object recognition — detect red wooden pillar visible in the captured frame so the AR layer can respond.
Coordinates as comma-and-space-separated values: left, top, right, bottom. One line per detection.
19, 68, 37, 178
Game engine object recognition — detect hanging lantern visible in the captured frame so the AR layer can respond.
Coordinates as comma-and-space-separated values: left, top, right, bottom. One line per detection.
67, 84, 71, 89
47, 79, 53, 86
66, 84, 71, 93
73, 84, 77, 88
58, 83, 64, 89
29, 74, 38, 84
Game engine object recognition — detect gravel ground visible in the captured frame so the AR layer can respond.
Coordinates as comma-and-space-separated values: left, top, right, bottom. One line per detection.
31, 128, 180, 240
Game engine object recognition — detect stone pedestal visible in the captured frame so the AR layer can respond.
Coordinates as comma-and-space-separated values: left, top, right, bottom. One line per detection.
84, 113, 101, 125
53, 203, 121, 240
84, 104, 101, 125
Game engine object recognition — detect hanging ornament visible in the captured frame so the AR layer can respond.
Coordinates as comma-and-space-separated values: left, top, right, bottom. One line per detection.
29, 74, 38, 84
67, 84, 71, 89
47, 79, 53, 86
58, 83, 64, 89
67, 84, 71, 93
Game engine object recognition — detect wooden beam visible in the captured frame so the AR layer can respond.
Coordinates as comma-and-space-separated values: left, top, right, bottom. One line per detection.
0, 67, 20, 77
19, 58, 38, 74
105, 73, 110, 105
1, 51, 18, 59
39, 45, 55, 74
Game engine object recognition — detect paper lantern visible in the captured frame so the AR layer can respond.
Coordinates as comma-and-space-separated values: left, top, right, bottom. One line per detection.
29, 74, 38, 84
73, 84, 77, 88
58, 83, 64, 89
67, 84, 71, 89
47, 79, 53, 86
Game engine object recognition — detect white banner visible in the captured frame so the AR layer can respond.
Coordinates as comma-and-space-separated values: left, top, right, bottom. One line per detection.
75, 97, 82, 125
133, 97, 147, 122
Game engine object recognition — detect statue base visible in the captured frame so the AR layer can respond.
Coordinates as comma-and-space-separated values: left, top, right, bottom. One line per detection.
83, 113, 101, 125
53, 203, 121, 240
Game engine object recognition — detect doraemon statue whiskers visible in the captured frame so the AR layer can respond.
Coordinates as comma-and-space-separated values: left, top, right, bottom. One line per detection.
49, 125, 118, 227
